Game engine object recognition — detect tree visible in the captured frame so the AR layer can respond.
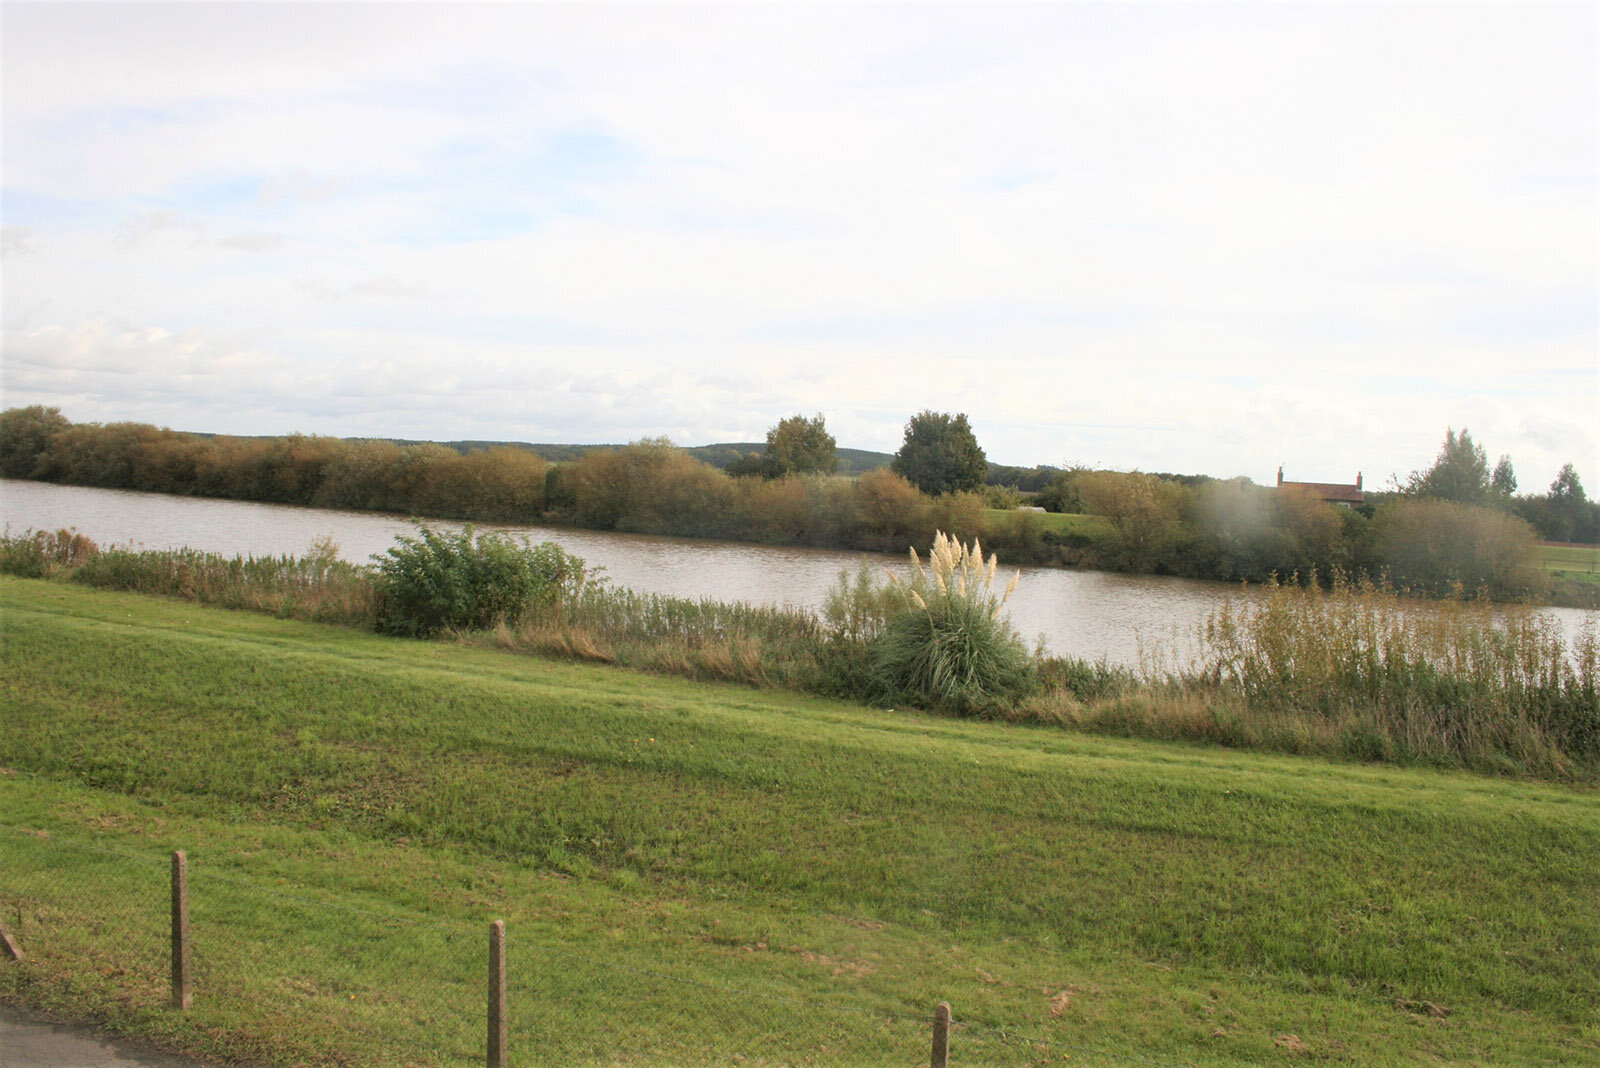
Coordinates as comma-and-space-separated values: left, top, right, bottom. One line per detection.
891, 410, 987, 496
0, 405, 71, 478
1406, 427, 1491, 504
1541, 462, 1594, 543
1491, 455, 1517, 498
761, 413, 837, 478
1550, 463, 1586, 502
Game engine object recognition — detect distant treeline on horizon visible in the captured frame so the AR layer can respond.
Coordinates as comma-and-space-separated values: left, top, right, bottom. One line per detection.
2, 406, 1595, 604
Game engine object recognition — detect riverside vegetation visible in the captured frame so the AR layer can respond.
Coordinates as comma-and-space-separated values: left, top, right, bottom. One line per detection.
3, 524, 1595, 780
4, 405, 1596, 606
1, 577, 1597, 1066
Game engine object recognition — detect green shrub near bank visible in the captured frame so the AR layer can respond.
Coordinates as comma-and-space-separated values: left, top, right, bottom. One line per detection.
373, 523, 587, 637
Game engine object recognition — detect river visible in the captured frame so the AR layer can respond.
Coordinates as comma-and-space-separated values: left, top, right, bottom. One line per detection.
4, 479, 1593, 667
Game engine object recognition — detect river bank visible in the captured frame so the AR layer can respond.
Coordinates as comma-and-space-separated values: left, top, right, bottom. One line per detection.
4, 577, 1597, 1067
5, 517, 1596, 781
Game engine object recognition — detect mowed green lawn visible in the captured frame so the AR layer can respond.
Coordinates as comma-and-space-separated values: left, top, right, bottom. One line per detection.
1, 576, 1597, 1066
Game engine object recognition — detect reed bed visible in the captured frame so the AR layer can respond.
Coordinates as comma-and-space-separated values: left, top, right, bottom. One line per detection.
1, 529, 377, 627
483, 584, 832, 690
1193, 576, 1598, 773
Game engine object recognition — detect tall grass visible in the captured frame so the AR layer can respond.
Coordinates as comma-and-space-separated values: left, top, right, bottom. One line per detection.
1195, 575, 1598, 773
1, 529, 376, 625
0, 526, 100, 576
485, 583, 832, 690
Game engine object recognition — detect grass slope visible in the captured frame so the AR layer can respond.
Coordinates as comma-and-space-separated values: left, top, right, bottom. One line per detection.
1536, 542, 1600, 586
1, 577, 1597, 1066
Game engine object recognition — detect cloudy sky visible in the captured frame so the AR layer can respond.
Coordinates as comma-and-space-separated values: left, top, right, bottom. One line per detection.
3, 2, 1595, 490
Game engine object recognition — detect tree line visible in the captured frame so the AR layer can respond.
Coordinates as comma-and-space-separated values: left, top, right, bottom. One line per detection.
2, 406, 1593, 602
0, 406, 1033, 556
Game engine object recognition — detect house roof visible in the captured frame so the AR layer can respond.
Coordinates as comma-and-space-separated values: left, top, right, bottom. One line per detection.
1279, 480, 1364, 503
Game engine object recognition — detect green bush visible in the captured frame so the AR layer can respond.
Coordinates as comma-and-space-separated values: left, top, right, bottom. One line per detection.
1367, 498, 1543, 598
373, 523, 586, 637
868, 533, 1036, 715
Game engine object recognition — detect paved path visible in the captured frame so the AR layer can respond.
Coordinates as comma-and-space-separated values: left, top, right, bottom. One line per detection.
0, 1005, 217, 1068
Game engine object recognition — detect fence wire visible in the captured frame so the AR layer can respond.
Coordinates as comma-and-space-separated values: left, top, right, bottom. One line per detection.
0, 826, 1190, 1068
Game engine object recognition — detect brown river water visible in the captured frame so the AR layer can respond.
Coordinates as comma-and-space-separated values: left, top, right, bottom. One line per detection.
5, 479, 1593, 668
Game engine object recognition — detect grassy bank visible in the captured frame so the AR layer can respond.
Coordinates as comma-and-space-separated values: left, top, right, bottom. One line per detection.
5, 527, 1595, 780
2, 577, 1599, 1066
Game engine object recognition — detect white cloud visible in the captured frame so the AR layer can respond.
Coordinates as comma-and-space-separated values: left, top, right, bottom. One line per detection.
2, 2, 1594, 491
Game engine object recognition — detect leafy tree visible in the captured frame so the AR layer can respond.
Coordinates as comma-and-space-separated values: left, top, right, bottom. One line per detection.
761, 413, 837, 478
1406, 427, 1491, 504
723, 452, 766, 478
1491, 455, 1517, 498
1537, 462, 1596, 543
891, 410, 987, 495
0, 405, 71, 478
1550, 463, 1586, 502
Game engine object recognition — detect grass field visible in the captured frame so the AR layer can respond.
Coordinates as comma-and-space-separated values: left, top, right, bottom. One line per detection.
2, 576, 1598, 1066
1536, 542, 1600, 585
986, 509, 1111, 538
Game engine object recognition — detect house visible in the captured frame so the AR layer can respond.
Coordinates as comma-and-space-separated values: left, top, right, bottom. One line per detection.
1276, 467, 1364, 508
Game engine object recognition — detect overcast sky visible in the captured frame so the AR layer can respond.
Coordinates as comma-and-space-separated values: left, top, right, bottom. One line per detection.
3, 2, 1595, 490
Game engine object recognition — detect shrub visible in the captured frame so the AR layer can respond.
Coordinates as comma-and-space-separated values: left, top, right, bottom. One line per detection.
738, 475, 814, 544
869, 532, 1036, 715
0, 528, 100, 578
566, 439, 738, 537
849, 468, 930, 551
1368, 498, 1543, 598
1076, 470, 1186, 571
980, 483, 1022, 510
373, 523, 586, 637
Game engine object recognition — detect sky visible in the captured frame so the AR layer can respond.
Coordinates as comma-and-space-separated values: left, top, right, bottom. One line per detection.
2, 2, 1596, 491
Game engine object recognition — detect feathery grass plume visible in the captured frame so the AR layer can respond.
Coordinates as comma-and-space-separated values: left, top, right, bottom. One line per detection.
870, 531, 1036, 715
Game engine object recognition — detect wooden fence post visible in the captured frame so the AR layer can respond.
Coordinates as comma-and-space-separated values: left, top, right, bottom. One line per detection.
931, 1000, 951, 1068
170, 850, 191, 1010
0, 917, 22, 961
488, 919, 507, 1068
